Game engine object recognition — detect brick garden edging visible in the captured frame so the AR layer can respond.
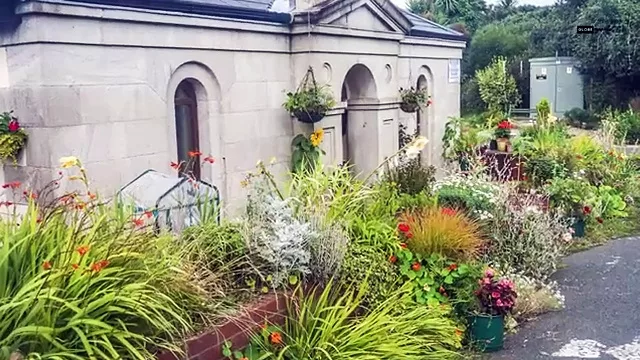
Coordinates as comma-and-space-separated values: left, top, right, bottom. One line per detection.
157, 292, 289, 360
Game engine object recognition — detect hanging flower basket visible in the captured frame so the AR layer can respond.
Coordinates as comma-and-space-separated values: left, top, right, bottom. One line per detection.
0, 111, 27, 164
284, 67, 336, 124
399, 87, 430, 114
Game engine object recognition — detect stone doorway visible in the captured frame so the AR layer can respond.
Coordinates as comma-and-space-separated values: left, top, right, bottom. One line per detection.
340, 64, 378, 175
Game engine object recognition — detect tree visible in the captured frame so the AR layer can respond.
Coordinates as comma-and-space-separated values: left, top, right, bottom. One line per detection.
476, 57, 521, 115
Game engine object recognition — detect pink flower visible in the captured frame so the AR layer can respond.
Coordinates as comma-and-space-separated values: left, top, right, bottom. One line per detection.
491, 291, 501, 299
485, 269, 494, 278
496, 299, 504, 307
483, 277, 491, 285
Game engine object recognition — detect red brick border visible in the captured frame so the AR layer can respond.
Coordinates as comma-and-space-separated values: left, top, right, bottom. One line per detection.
157, 292, 289, 360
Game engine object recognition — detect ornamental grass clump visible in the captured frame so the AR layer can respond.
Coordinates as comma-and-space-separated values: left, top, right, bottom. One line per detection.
0, 159, 210, 359
251, 280, 462, 360
397, 207, 484, 261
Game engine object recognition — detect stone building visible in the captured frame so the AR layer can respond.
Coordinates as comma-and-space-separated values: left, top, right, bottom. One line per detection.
0, 0, 464, 210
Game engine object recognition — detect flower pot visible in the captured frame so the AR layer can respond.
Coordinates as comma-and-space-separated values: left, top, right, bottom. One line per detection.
489, 139, 497, 150
293, 109, 326, 124
467, 314, 505, 353
400, 101, 420, 113
459, 156, 470, 172
570, 217, 586, 238
496, 138, 509, 152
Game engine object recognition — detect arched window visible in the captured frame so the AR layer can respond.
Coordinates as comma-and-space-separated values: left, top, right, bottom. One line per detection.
174, 80, 201, 180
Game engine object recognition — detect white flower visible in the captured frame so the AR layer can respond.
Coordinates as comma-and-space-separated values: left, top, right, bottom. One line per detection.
562, 232, 573, 242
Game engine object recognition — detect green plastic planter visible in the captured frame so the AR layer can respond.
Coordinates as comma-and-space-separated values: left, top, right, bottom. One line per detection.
467, 314, 504, 353
571, 218, 586, 238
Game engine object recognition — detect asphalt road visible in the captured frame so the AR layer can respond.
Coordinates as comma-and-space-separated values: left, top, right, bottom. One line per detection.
491, 236, 640, 360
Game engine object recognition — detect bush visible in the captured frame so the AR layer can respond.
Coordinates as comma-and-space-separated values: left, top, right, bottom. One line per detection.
251, 281, 463, 360
614, 108, 640, 144
339, 243, 399, 308
385, 157, 436, 196
503, 271, 565, 321
484, 190, 571, 280
435, 174, 500, 219
564, 107, 600, 129
397, 207, 484, 261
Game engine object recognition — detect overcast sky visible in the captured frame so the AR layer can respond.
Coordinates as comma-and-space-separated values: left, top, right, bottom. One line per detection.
390, 0, 557, 8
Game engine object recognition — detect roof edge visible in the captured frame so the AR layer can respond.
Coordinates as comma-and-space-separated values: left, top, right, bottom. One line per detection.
60, 0, 293, 24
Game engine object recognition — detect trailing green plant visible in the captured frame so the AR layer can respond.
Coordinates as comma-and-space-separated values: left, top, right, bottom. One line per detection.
250, 280, 463, 360
291, 129, 325, 174
394, 250, 483, 311
0, 111, 27, 163
399, 86, 431, 112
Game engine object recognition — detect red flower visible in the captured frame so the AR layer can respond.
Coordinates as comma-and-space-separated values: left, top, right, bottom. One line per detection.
0, 201, 13, 207
203, 156, 215, 164
144, 211, 153, 219
71, 263, 79, 270
448, 263, 458, 271
42, 261, 52, 270
398, 223, 410, 233
596, 217, 604, 224
87, 191, 96, 200
2, 181, 20, 189
439, 286, 446, 293
170, 162, 180, 170
411, 262, 421, 271
399, 242, 407, 249
76, 245, 89, 256
389, 255, 398, 264
269, 331, 283, 345
8, 119, 20, 132
188, 150, 202, 158
497, 120, 513, 129
441, 207, 457, 217
23, 190, 37, 200
132, 218, 144, 227
405, 232, 414, 239
583, 206, 591, 215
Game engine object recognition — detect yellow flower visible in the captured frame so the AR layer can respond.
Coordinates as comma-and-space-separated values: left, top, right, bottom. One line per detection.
240, 180, 249, 188
310, 129, 325, 147
59, 156, 79, 169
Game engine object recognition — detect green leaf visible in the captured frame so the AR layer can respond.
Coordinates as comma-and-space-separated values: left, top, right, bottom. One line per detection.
427, 297, 440, 307
444, 276, 454, 285
289, 275, 299, 285
233, 351, 244, 359
261, 286, 269, 294
222, 346, 232, 357
407, 271, 417, 280
440, 268, 451, 277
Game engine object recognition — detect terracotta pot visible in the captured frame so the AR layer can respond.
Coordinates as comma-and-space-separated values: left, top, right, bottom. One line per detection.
496, 138, 509, 152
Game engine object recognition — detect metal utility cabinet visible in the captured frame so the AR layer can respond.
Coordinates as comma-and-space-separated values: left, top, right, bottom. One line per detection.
529, 57, 584, 117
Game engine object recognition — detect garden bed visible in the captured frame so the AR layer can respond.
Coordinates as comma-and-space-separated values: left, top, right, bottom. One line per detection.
157, 293, 289, 360
482, 149, 525, 182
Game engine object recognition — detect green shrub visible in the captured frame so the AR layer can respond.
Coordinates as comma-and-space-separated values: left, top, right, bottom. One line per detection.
252, 281, 463, 360
523, 154, 567, 186
338, 243, 399, 308
485, 190, 571, 280
615, 108, 640, 144
385, 157, 436, 196
435, 174, 500, 219
564, 107, 600, 129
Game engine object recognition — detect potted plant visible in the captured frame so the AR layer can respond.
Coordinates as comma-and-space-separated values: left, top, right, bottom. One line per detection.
468, 269, 517, 353
494, 119, 514, 152
284, 67, 336, 124
399, 87, 431, 113
545, 177, 595, 238
0, 111, 28, 164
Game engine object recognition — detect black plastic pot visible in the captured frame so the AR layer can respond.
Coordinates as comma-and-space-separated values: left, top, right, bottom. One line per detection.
293, 109, 326, 124
400, 102, 420, 113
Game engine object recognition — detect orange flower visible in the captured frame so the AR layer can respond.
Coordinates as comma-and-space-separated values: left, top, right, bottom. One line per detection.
389, 255, 398, 264
455, 329, 463, 337
170, 161, 180, 170
203, 156, 215, 164
188, 150, 202, 158
90, 259, 110, 273
144, 211, 153, 219
269, 331, 283, 345
75, 203, 85, 210
411, 262, 421, 271
23, 190, 37, 200
2, 181, 21, 189
441, 207, 457, 217
76, 245, 89, 256
71, 263, 79, 270
43, 261, 52, 270
132, 218, 144, 227
400, 243, 407, 249
448, 263, 458, 271
87, 191, 96, 200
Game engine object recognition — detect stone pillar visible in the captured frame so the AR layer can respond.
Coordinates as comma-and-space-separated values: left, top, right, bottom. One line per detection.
313, 104, 345, 167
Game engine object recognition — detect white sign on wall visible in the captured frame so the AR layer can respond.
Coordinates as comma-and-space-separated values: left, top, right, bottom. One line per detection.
541, 67, 547, 75
567, 66, 573, 74
448, 59, 460, 83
